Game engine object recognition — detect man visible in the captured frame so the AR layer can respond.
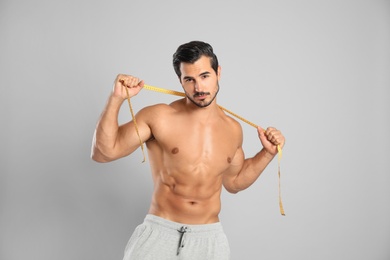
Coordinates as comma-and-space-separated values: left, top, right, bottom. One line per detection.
91, 41, 285, 260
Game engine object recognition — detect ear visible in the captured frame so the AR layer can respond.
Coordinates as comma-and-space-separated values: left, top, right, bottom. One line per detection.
217, 65, 221, 81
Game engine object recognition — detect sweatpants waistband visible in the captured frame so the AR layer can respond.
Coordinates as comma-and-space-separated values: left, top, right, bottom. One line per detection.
144, 214, 224, 237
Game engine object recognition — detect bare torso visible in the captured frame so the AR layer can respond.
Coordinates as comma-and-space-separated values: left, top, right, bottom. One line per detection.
144, 99, 242, 224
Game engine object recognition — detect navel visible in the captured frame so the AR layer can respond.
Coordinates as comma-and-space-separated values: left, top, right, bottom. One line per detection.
171, 147, 179, 154
227, 157, 232, 163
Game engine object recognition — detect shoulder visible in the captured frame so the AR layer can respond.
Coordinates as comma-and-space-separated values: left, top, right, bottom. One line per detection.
216, 109, 244, 148
141, 99, 183, 112
221, 111, 243, 134
136, 99, 183, 124
138, 102, 177, 116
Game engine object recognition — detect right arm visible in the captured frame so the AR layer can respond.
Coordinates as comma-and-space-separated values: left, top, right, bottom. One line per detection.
91, 74, 151, 162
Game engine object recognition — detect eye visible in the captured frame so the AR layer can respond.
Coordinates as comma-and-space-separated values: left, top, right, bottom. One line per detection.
184, 78, 194, 82
201, 74, 209, 79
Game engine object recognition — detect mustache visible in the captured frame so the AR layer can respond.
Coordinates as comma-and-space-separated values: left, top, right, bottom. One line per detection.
193, 92, 210, 98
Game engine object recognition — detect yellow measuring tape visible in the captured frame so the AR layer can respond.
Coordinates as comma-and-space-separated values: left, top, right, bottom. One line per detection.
125, 84, 285, 216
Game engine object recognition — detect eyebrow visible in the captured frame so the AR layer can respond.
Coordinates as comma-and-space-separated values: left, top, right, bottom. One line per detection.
183, 71, 211, 81
199, 71, 211, 77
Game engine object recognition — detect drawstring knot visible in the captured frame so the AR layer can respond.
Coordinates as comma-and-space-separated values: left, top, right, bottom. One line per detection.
177, 226, 190, 255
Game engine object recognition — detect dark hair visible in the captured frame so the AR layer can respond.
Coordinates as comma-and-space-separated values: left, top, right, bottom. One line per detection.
173, 41, 219, 79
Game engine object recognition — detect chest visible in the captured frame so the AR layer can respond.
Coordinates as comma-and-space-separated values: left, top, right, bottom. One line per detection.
150, 116, 239, 167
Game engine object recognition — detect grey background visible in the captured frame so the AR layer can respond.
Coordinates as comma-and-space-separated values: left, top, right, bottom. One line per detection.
1, 0, 389, 259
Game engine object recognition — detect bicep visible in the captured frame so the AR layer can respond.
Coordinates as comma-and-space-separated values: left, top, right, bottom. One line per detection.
115, 108, 152, 159
222, 146, 245, 193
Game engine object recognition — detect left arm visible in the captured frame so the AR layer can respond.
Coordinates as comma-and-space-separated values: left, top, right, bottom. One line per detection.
223, 127, 285, 193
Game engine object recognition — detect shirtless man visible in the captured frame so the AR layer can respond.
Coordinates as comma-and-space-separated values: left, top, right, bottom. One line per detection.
91, 41, 285, 260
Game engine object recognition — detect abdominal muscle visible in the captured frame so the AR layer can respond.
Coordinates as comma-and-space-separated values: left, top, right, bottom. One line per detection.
148, 176, 223, 224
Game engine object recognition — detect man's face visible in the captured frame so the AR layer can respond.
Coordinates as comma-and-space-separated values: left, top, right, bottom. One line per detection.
179, 55, 221, 108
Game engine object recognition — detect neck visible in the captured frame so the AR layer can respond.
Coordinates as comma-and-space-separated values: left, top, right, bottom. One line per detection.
184, 97, 219, 110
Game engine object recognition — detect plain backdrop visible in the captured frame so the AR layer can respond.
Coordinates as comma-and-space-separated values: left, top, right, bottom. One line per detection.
1, 0, 389, 259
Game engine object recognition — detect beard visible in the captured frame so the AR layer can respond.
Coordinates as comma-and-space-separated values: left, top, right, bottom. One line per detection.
185, 82, 220, 108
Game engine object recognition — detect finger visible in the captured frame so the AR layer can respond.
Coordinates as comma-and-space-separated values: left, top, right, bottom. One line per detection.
125, 77, 136, 88
118, 76, 128, 87
257, 126, 265, 134
137, 80, 145, 88
258, 126, 269, 143
264, 127, 274, 140
265, 127, 277, 134
117, 74, 127, 85
272, 133, 284, 147
258, 128, 274, 152
132, 78, 143, 89
132, 77, 141, 88
118, 76, 137, 88
267, 129, 281, 145
271, 136, 280, 145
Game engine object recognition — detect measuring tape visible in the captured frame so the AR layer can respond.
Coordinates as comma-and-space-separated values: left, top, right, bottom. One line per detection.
124, 84, 285, 216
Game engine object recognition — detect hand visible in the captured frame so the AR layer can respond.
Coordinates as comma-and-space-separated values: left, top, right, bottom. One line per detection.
112, 74, 144, 100
258, 126, 285, 156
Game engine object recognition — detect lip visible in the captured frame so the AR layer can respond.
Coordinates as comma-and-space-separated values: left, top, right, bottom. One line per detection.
193, 92, 210, 99
196, 94, 207, 99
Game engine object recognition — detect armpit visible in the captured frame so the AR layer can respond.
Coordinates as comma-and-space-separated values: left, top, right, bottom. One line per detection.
146, 134, 156, 142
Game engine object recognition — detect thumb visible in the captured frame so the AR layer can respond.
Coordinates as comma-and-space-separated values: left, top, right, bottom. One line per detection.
257, 126, 266, 141
138, 80, 145, 88
257, 126, 265, 135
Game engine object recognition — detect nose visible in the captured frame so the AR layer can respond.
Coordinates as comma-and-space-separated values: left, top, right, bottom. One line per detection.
194, 81, 203, 92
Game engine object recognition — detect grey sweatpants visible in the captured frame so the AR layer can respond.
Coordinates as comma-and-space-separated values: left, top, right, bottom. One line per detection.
123, 214, 230, 260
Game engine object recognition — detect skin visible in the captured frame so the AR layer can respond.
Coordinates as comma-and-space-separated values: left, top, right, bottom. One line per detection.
91, 55, 285, 224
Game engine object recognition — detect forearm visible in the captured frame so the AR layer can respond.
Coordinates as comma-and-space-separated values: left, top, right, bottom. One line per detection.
91, 95, 124, 161
233, 148, 275, 192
